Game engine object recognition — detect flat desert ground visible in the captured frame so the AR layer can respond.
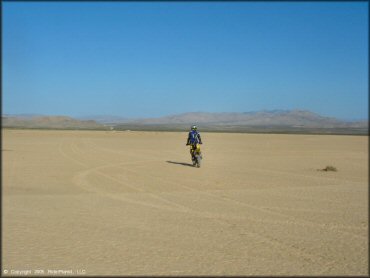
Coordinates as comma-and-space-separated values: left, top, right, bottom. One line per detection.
2, 129, 368, 276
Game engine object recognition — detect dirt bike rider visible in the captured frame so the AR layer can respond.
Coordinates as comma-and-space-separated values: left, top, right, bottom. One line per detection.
186, 125, 202, 162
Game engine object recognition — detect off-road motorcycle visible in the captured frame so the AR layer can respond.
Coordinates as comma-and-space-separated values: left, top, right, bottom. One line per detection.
190, 143, 202, 168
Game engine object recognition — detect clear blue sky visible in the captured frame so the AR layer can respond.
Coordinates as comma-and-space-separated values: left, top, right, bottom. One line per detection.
3, 2, 368, 120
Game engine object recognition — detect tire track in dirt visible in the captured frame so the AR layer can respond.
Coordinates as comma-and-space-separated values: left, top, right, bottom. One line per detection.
118, 167, 338, 272
59, 137, 149, 168
94, 169, 191, 212
200, 182, 367, 240
65, 138, 272, 219
90, 163, 348, 273
120, 162, 367, 241
72, 161, 188, 212
58, 139, 89, 168
84, 137, 169, 161
74, 137, 367, 239
75, 167, 332, 273
262, 189, 365, 207
65, 137, 193, 212
77, 137, 367, 239
65, 136, 364, 273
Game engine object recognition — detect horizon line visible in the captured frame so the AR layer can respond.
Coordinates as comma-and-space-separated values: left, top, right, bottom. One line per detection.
2, 109, 369, 122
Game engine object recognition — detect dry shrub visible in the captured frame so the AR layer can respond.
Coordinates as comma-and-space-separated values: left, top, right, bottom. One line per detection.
319, 165, 337, 172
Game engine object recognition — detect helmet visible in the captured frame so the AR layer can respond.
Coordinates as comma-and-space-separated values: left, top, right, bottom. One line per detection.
191, 125, 197, 130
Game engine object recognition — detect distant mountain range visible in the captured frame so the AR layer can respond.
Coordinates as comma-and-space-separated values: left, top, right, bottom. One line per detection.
76, 115, 135, 124
125, 110, 367, 127
2, 110, 368, 134
2, 115, 103, 130
77, 110, 368, 128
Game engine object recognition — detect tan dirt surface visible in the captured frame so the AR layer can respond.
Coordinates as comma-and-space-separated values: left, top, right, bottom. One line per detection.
2, 129, 368, 276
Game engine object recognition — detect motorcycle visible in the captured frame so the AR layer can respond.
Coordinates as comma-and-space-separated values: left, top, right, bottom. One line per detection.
190, 143, 202, 168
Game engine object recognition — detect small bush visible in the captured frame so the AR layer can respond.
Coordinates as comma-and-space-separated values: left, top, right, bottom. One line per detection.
320, 165, 337, 172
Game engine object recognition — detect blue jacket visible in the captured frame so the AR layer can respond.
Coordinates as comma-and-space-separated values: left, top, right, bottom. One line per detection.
187, 130, 202, 145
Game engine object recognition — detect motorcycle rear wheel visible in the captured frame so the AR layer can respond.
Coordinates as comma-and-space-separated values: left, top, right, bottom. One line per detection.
195, 155, 201, 168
